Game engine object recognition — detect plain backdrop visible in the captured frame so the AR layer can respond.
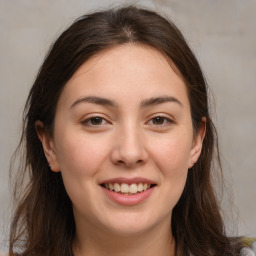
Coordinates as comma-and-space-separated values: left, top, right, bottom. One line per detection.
0, 0, 255, 252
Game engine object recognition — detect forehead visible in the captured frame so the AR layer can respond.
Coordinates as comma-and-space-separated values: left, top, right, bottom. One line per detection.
57, 44, 189, 109
70, 44, 181, 85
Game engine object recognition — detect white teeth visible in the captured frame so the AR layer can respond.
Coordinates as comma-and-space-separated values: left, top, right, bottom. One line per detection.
109, 183, 114, 191
137, 183, 144, 192
113, 183, 120, 192
105, 182, 153, 194
120, 183, 129, 193
129, 183, 138, 194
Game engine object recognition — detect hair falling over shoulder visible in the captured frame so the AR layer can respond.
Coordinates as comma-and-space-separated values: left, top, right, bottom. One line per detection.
9, 5, 244, 256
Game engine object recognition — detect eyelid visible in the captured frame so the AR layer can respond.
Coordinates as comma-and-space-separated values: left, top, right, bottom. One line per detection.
81, 113, 112, 126
146, 113, 175, 126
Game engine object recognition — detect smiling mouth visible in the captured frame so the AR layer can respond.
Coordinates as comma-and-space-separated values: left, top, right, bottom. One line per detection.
100, 183, 156, 195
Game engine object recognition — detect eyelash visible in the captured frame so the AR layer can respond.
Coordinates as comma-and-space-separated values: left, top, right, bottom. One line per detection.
147, 115, 174, 127
81, 116, 110, 127
81, 115, 174, 128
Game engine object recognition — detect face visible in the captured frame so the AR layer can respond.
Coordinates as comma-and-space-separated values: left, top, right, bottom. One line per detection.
38, 44, 205, 237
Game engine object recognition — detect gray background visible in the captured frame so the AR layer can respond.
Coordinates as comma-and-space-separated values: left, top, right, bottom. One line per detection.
0, 0, 255, 252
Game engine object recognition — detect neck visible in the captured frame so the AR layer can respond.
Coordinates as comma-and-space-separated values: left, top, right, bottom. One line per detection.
73, 218, 175, 256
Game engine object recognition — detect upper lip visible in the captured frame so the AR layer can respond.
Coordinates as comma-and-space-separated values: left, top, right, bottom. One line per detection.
100, 177, 157, 185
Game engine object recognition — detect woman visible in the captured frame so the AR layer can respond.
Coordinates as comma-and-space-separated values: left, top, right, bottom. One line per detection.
8, 5, 255, 256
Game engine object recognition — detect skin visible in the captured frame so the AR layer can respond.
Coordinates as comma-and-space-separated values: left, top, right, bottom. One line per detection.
36, 44, 205, 256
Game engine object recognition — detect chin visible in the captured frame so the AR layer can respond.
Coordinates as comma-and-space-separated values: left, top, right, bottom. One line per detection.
105, 223, 151, 237
99, 211, 160, 236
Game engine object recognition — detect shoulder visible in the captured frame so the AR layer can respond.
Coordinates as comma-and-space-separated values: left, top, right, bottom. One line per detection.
240, 237, 256, 256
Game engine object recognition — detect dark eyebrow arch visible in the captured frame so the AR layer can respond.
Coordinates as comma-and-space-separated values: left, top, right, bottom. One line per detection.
70, 95, 182, 109
70, 96, 118, 109
140, 96, 183, 108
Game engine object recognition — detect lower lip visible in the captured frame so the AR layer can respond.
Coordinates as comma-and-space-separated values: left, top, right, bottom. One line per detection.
101, 186, 156, 206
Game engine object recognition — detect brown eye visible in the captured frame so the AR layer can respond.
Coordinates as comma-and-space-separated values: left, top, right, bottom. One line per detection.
82, 116, 107, 126
90, 117, 103, 125
148, 116, 173, 127
152, 116, 165, 125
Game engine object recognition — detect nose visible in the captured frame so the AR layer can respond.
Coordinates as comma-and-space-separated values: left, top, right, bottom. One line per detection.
110, 125, 148, 168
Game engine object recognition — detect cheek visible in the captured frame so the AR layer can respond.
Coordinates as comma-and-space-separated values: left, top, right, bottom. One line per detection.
157, 139, 190, 189
54, 131, 112, 210
150, 132, 192, 173
55, 131, 111, 176
148, 132, 191, 206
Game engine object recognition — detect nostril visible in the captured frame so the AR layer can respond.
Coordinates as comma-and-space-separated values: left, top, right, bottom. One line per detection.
116, 159, 144, 167
116, 160, 125, 165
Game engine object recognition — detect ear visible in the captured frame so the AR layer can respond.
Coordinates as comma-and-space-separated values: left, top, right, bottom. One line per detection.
188, 117, 206, 169
35, 120, 60, 172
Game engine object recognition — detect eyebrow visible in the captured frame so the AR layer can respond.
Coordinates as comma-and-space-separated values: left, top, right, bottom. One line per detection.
70, 96, 118, 109
70, 95, 183, 109
140, 96, 183, 108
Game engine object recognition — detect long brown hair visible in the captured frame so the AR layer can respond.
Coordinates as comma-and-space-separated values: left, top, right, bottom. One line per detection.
9, 5, 243, 256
